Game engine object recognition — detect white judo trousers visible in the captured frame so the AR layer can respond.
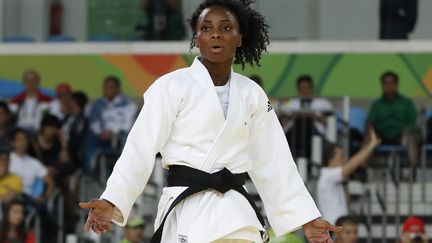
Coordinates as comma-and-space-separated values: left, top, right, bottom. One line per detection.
100, 57, 321, 242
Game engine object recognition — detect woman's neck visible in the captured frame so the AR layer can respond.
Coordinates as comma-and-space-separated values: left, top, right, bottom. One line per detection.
199, 58, 232, 86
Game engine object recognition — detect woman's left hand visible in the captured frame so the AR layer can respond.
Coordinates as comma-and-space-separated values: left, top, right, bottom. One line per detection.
303, 218, 344, 243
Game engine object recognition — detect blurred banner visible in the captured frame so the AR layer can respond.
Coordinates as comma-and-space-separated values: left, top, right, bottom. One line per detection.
0, 43, 432, 99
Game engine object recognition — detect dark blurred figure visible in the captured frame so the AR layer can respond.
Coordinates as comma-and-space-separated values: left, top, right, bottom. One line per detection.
380, 0, 418, 39
85, 76, 137, 171
138, 0, 186, 40
365, 71, 419, 165
62, 91, 88, 169
0, 200, 35, 243
29, 115, 74, 179
0, 101, 15, 146
280, 75, 333, 159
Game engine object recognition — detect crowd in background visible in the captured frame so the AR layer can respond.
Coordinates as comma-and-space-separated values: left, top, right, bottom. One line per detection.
0, 68, 429, 243
0, 70, 138, 242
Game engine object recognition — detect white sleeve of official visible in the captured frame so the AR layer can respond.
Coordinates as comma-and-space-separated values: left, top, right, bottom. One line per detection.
247, 89, 321, 237
100, 77, 178, 226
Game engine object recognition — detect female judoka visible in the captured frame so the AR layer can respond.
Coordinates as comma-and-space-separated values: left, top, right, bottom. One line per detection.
80, 0, 343, 242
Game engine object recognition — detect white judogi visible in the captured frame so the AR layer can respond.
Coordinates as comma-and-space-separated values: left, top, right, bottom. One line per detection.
100, 57, 321, 242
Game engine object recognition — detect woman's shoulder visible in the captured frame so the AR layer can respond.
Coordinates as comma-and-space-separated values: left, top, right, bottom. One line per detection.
155, 66, 193, 83
233, 73, 264, 93
150, 67, 194, 89
144, 67, 194, 99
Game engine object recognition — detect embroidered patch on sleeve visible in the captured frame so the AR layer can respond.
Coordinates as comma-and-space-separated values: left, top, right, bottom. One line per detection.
267, 101, 273, 112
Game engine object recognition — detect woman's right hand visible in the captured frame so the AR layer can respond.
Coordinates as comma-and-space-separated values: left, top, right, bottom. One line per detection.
79, 199, 114, 234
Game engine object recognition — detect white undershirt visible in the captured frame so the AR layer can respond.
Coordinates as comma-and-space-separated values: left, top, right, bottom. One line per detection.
214, 81, 230, 118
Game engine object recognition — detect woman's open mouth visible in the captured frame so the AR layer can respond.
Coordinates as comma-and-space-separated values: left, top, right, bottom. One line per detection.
211, 45, 224, 53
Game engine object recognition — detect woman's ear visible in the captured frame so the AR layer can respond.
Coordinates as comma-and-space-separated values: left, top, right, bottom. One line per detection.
238, 35, 243, 47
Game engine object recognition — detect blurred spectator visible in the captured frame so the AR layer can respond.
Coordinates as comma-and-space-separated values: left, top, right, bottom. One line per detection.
380, 0, 418, 40
317, 129, 380, 224
0, 200, 35, 243
365, 71, 419, 165
334, 216, 359, 243
61, 91, 89, 169
9, 70, 52, 134
120, 216, 146, 243
0, 147, 23, 203
49, 83, 73, 120
28, 115, 74, 180
9, 128, 54, 203
86, 76, 137, 169
280, 75, 333, 159
281, 75, 333, 133
400, 216, 428, 243
142, 0, 186, 40
0, 101, 15, 146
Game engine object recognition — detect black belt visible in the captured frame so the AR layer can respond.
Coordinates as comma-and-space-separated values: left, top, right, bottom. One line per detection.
149, 165, 268, 243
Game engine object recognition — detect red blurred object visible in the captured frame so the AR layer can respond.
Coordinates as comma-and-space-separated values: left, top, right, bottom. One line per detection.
50, 0, 63, 35
402, 216, 426, 234
56, 83, 72, 96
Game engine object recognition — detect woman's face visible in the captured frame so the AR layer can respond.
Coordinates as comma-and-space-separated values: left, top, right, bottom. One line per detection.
42, 125, 59, 140
12, 132, 29, 153
23, 72, 39, 94
8, 204, 24, 226
195, 5, 242, 65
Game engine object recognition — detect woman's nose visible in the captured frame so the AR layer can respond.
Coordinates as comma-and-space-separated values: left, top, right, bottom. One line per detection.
211, 31, 221, 39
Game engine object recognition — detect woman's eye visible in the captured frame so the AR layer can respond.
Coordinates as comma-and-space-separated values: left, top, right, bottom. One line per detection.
202, 26, 210, 32
223, 26, 232, 31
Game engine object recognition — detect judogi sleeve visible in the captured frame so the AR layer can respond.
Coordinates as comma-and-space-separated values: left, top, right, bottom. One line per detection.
100, 77, 178, 226
247, 88, 321, 236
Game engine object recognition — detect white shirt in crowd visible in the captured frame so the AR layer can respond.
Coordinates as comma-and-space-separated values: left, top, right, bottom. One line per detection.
317, 166, 348, 225
9, 97, 50, 132
9, 152, 48, 195
90, 95, 138, 135
49, 99, 65, 120
279, 97, 333, 134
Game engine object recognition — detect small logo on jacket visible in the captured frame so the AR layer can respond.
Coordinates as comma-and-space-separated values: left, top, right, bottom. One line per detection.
178, 235, 188, 243
267, 101, 273, 112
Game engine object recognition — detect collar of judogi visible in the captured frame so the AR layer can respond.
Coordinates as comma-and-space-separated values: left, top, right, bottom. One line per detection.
190, 57, 234, 86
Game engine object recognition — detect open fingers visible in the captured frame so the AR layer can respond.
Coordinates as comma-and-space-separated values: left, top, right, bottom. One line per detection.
87, 219, 108, 234
85, 210, 111, 234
